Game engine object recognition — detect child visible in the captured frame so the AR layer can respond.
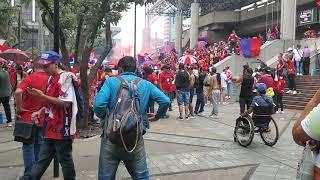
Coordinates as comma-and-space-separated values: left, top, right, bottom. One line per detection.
275, 75, 286, 113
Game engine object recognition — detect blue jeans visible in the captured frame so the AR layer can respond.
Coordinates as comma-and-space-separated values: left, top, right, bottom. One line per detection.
165, 93, 173, 110
28, 139, 76, 180
176, 90, 190, 106
195, 92, 205, 113
98, 137, 149, 180
227, 82, 233, 97
295, 61, 302, 74
22, 126, 44, 178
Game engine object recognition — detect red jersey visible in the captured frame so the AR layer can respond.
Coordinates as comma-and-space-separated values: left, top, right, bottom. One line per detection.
229, 33, 238, 42
273, 79, 286, 94
159, 71, 175, 93
147, 73, 158, 85
17, 71, 49, 126
287, 59, 295, 74
258, 74, 274, 88
45, 72, 77, 140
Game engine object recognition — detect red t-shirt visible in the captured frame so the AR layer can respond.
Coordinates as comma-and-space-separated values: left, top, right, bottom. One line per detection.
159, 71, 174, 93
45, 72, 76, 140
287, 60, 295, 74
258, 74, 274, 88
229, 33, 237, 42
147, 74, 158, 85
17, 71, 49, 126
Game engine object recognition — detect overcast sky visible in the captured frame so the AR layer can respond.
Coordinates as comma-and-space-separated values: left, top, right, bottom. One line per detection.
114, 4, 165, 53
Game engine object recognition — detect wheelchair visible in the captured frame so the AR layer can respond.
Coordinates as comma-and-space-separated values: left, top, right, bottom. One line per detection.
233, 106, 279, 147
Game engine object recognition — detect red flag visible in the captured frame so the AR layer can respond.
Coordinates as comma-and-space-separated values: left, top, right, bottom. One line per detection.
316, 0, 320, 7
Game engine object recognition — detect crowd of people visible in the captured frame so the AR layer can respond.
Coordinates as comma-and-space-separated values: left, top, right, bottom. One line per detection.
0, 29, 315, 179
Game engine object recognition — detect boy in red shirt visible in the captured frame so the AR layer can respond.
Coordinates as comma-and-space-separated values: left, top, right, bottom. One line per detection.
273, 75, 286, 113
14, 62, 49, 179
27, 51, 77, 180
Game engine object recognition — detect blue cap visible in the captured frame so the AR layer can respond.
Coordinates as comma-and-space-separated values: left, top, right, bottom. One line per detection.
37, 51, 61, 65
256, 83, 267, 93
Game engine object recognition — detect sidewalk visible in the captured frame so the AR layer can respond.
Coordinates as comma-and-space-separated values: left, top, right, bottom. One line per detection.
0, 101, 302, 180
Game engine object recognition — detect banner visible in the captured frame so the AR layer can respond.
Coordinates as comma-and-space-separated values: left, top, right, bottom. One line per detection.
240, 39, 251, 58
240, 38, 263, 58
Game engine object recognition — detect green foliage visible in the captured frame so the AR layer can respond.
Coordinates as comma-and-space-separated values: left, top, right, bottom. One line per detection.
0, 1, 17, 45
25, 47, 41, 61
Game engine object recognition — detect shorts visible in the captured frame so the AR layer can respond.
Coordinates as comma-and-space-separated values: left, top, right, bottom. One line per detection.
176, 90, 190, 106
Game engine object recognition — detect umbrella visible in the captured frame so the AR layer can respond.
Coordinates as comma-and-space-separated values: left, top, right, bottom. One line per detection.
0, 45, 12, 52
0, 49, 29, 62
0, 57, 7, 63
178, 55, 197, 65
194, 41, 207, 48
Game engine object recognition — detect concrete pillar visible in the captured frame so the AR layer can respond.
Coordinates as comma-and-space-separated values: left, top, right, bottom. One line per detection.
175, 9, 182, 57
190, 2, 199, 49
280, 0, 296, 42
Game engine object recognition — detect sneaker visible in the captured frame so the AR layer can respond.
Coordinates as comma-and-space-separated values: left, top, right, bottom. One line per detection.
185, 116, 189, 120
177, 116, 183, 120
280, 111, 284, 114
209, 115, 215, 118
293, 91, 297, 95
7, 122, 13, 127
189, 115, 196, 119
286, 90, 292, 94
276, 111, 279, 114
223, 102, 228, 105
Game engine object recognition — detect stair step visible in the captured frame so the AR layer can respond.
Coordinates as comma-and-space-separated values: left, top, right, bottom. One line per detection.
284, 104, 305, 110
284, 89, 318, 94
282, 96, 312, 102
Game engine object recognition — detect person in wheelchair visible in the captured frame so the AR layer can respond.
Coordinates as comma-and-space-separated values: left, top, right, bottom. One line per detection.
241, 83, 274, 130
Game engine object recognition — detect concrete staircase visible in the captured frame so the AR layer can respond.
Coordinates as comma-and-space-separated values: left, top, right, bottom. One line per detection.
283, 75, 320, 110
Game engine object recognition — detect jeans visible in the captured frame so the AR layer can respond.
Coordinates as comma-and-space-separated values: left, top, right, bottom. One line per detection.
288, 74, 296, 91
148, 99, 154, 113
165, 93, 173, 110
176, 90, 190, 106
28, 139, 76, 180
0, 96, 12, 123
239, 97, 252, 114
22, 127, 44, 178
227, 82, 233, 97
210, 90, 220, 116
303, 57, 310, 75
295, 60, 302, 74
98, 137, 149, 180
195, 92, 205, 113
276, 93, 284, 111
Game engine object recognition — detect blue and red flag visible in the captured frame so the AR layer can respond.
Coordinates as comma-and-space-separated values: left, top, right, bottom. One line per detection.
240, 38, 263, 58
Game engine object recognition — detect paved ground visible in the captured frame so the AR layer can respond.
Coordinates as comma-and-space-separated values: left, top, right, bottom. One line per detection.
0, 98, 302, 180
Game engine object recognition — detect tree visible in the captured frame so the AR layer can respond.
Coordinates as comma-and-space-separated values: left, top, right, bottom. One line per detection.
25, 0, 155, 128
0, 1, 17, 47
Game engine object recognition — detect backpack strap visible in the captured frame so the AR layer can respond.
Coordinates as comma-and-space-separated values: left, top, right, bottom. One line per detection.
133, 77, 142, 86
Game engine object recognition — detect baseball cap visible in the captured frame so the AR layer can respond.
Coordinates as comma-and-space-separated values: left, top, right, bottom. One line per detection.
287, 47, 293, 51
256, 83, 267, 93
37, 51, 61, 65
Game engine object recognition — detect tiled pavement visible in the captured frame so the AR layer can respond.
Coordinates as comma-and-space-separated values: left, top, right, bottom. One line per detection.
0, 99, 303, 179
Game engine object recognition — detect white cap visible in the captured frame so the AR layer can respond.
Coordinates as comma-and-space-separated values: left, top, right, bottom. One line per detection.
287, 47, 293, 51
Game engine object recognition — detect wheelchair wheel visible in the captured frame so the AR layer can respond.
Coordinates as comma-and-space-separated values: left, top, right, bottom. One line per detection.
234, 116, 254, 147
260, 117, 279, 147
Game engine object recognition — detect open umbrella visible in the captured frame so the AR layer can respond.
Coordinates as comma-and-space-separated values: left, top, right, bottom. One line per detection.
178, 55, 197, 65
0, 49, 29, 62
0, 45, 12, 52
0, 57, 7, 63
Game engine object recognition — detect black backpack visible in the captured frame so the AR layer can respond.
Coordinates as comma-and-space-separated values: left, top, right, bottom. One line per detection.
106, 76, 143, 152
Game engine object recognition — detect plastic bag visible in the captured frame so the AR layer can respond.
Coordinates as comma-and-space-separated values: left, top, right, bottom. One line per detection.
297, 141, 315, 180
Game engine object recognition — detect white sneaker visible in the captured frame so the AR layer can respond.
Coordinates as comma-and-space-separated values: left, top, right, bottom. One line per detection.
280, 111, 284, 114
189, 115, 196, 119
7, 122, 13, 127
276, 111, 279, 114
223, 102, 228, 105
198, 112, 203, 116
293, 91, 297, 95
286, 90, 292, 94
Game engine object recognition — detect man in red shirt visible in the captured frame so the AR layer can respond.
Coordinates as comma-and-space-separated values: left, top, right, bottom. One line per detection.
14, 62, 49, 179
287, 55, 297, 94
159, 64, 175, 111
27, 51, 77, 180
228, 30, 239, 54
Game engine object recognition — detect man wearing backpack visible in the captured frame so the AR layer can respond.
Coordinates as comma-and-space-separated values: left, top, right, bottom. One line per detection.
26, 51, 77, 180
94, 56, 170, 180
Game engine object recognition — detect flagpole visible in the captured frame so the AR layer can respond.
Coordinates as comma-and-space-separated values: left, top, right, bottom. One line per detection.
134, 2, 137, 59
